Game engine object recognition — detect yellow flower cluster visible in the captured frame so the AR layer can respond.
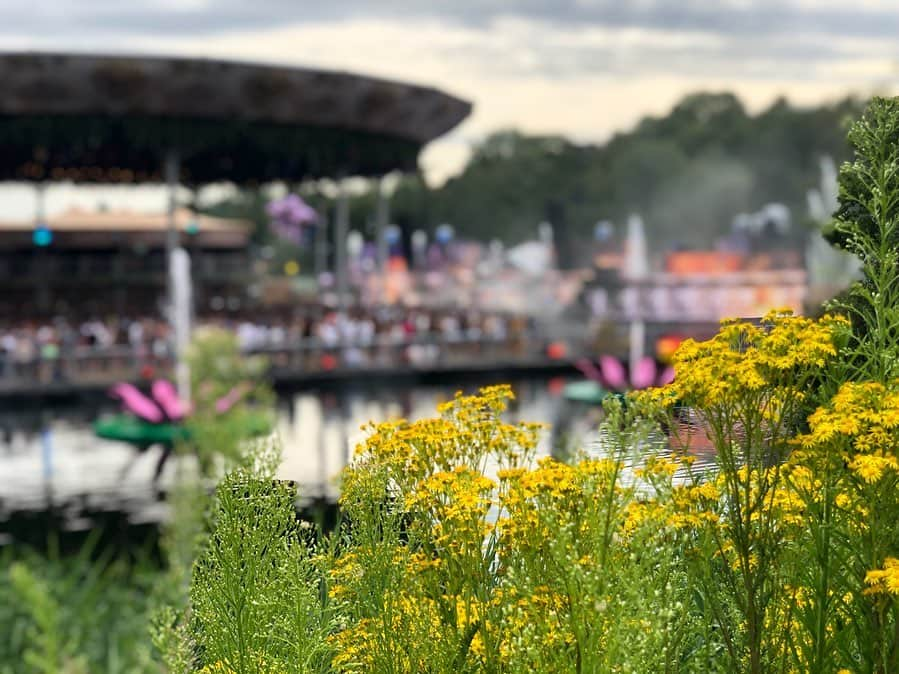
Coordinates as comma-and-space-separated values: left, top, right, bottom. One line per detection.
864, 558, 899, 596
332, 365, 896, 673
407, 466, 496, 555
330, 594, 450, 672
640, 310, 846, 411
332, 385, 704, 672
795, 380, 899, 483
665, 480, 721, 530
498, 456, 621, 553
198, 663, 235, 674
343, 385, 542, 498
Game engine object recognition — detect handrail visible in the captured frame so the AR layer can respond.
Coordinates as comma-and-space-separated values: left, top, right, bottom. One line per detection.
0, 329, 587, 387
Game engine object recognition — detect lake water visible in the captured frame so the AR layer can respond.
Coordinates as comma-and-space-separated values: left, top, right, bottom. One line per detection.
0, 376, 712, 543
0, 378, 581, 531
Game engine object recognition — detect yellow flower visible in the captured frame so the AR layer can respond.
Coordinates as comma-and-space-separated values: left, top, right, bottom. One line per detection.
864, 558, 899, 596
849, 453, 899, 483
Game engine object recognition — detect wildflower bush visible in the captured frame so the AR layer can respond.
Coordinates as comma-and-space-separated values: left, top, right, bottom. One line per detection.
329, 387, 702, 673
0, 535, 160, 674
185, 327, 275, 473
174, 385, 711, 673
162, 96, 899, 674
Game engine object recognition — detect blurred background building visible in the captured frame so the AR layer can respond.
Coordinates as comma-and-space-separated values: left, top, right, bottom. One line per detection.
0, 207, 252, 318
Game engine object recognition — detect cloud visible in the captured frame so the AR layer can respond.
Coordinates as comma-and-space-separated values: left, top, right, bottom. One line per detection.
1, 0, 897, 188
5, 0, 899, 41
3, 2, 897, 86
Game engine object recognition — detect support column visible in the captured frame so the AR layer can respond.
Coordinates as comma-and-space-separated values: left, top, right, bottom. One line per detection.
375, 176, 390, 273
335, 178, 350, 313
163, 150, 181, 276
34, 182, 50, 313
164, 150, 180, 297
314, 210, 329, 278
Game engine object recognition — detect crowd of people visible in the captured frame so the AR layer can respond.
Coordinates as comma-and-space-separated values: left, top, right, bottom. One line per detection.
0, 317, 173, 381
0, 307, 537, 381
223, 307, 534, 369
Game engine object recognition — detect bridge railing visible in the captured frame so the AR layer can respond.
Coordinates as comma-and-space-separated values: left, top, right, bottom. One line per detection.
0, 329, 587, 389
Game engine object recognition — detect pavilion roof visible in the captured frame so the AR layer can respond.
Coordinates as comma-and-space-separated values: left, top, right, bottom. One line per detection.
0, 52, 472, 184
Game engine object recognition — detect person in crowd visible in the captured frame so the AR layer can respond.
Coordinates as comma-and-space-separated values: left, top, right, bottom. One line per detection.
0, 306, 533, 379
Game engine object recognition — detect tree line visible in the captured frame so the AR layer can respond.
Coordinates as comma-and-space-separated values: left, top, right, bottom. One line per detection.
204, 92, 865, 269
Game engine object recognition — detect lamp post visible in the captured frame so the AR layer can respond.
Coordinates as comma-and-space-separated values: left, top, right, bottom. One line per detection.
33, 182, 51, 312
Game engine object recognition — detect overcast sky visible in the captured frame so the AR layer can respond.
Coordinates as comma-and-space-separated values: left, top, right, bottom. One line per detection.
1, 0, 898, 217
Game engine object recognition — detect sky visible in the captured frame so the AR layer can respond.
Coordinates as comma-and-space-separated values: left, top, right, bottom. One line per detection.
1, 0, 899, 217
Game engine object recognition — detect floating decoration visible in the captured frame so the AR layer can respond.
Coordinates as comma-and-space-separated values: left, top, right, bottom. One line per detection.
94, 379, 271, 481
573, 355, 675, 395
267, 194, 318, 246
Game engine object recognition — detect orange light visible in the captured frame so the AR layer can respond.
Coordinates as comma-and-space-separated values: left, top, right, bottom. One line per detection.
656, 335, 685, 363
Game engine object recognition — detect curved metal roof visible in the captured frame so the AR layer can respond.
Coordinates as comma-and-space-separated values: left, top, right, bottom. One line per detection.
0, 52, 472, 184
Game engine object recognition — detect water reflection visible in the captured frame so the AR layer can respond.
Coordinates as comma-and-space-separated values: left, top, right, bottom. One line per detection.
0, 378, 719, 541
276, 379, 566, 500
0, 379, 570, 532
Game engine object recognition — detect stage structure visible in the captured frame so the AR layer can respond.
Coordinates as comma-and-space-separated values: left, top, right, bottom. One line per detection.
0, 52, 471, 398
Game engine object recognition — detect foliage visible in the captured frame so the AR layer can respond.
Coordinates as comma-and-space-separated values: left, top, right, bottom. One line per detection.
203, 92, 865, 267
165, 97, 899, 673
0, 536, 159, 674
826, 96, 899, 383
153, 331, 283, 673
0, 326, 282, 674
174, 439, 333, 674
638, 310, 849, 672
185, 327, 275, 473
166, 387, 715, 672
327, 386, 704, 673
636, 96, 899, 674
13, 95, 899, 674
434, 93, 860, 258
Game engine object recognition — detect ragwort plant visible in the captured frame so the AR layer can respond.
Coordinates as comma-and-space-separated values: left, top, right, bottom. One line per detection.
1, 534, 159, 674
186, 327, 275, 474
330, 385, 702, 673
786, 96, 899, 673
638, 310, 848, 674
633, 96, 899, 674
169, 96, 899, 674
766, 96, 899, 674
